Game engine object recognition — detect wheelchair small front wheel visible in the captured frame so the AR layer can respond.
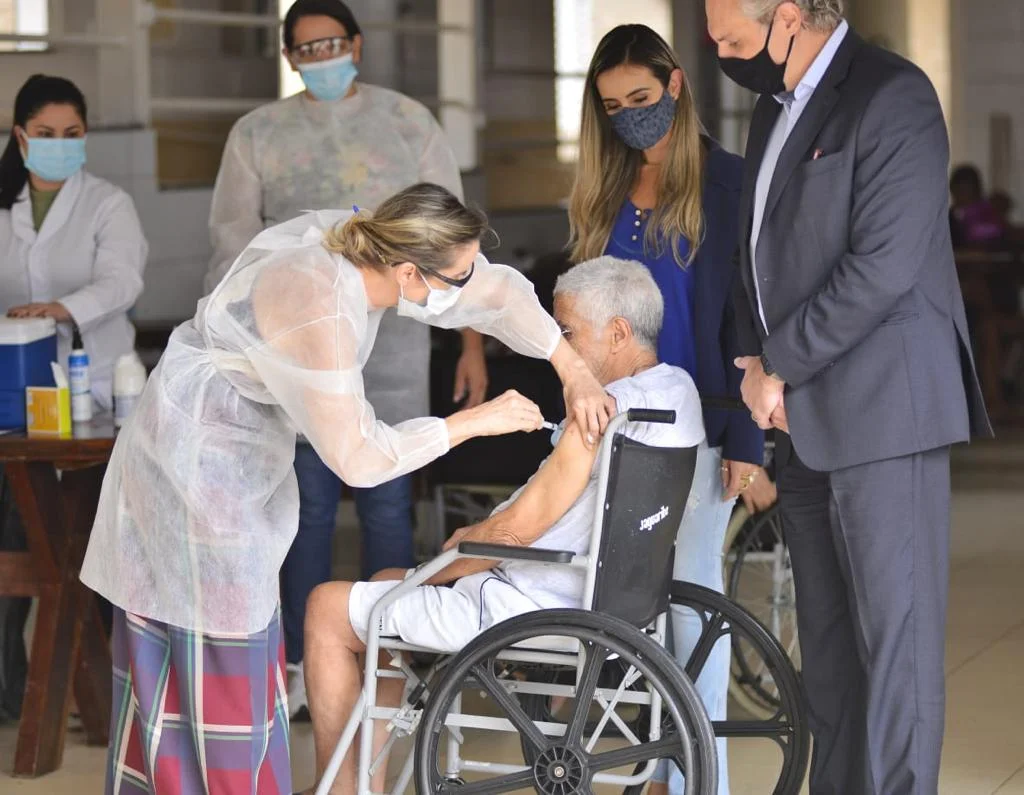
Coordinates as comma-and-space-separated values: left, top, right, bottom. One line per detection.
414, 609, 718, 795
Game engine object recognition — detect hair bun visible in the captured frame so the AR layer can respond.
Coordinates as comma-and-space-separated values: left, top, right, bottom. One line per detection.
324, 211, 383, 264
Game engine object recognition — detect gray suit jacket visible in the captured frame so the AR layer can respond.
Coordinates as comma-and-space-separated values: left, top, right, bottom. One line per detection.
735, 29, 992, 472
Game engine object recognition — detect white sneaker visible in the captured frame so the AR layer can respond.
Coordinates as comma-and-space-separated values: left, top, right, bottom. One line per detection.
286, 661, 310, 721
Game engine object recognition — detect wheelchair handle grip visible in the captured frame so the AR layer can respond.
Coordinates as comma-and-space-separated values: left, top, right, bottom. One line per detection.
625, 409, 676, 424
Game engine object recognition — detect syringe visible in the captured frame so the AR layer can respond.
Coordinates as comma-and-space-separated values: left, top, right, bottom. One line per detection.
540, 421, 560, 432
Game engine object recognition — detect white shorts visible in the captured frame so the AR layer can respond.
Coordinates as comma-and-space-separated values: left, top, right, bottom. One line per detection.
348, 570, 543, 653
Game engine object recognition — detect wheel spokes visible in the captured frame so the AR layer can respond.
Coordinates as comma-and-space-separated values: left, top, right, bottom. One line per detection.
684, 609, 729, 681
588, 735, 681, 772
470, 661, 550, 753
439, 769, 536, 795
564, 642, 610, 746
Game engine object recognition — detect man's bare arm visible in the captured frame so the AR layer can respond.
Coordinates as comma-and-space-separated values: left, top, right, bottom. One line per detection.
426, 419, 603, 584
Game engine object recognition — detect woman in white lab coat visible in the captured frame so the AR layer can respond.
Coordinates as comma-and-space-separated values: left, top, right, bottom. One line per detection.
81, 182, 613, 794
0, 74, 148, 408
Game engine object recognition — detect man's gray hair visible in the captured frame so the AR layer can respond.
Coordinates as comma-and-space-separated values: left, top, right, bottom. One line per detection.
741, 0, 844, 33
554, 256, 664, 351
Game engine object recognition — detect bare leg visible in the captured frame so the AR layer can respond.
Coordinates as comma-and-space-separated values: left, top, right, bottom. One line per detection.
305, 582, 366, 795
305, 572, 409, 795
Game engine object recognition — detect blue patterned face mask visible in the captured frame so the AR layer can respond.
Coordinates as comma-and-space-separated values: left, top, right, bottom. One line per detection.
608, 89, 677, 151
298, 53, 359, 101
22, 137, 87, 182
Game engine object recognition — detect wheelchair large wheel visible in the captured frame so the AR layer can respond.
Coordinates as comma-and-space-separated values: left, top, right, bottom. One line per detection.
663, 582, 809, 795
724, 505, 801, 719
414, 609, 718, 795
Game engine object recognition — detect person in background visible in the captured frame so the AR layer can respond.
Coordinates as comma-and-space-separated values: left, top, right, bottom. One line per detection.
949, 164, 1006, 248
205, 0, 488, 720
569, 24, 774, 795
989, 190, 1024, 244
0, 74, 148, 408
0, 73, 147, 731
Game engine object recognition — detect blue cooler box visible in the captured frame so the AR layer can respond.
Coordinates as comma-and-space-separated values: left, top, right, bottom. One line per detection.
0, 317, 58, 429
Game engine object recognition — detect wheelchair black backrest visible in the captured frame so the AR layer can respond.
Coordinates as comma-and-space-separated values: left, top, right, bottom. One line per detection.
590, 433, 698, 629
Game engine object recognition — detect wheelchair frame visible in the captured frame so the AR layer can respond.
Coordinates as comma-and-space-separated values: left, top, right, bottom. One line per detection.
314, 410, 715, 795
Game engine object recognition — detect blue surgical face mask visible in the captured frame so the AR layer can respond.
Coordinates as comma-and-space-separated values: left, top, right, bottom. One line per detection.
397, 271, 463, 321
608, 89, 677, 151
21, 137, 87, 183
298, 53, 359, 101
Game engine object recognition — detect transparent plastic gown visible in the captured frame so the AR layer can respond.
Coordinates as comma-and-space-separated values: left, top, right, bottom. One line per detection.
81, 210, 560, 635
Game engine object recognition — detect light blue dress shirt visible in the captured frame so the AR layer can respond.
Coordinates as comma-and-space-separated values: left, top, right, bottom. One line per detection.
750, 19, 850, 331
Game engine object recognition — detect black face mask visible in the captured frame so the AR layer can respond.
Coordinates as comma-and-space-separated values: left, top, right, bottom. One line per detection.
718, 20, 795, 95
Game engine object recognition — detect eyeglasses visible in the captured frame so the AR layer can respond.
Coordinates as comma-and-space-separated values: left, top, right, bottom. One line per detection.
420, 262, 475, 289
290, 36, 353, 63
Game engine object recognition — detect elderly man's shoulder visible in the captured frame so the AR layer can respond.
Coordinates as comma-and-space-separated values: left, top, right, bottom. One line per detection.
606, 364, 703, 444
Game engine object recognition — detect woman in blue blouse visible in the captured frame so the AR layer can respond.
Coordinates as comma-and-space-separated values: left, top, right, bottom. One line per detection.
569, 24, 776, 795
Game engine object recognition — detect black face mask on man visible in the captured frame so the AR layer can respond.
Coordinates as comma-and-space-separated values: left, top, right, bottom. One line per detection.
718, 20, 796, 95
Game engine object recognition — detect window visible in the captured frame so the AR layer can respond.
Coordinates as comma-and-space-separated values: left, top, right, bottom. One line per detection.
278, 0, 304, 98
0, 0, 48, 53
553, 0, 673, 162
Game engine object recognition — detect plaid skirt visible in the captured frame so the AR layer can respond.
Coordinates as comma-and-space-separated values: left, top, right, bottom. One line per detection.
106, 607, 291, 794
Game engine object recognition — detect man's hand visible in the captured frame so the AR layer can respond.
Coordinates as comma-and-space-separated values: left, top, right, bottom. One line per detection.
735, 356, 785, 430
770, 394, 789, 433
7, 302, 72, 323
454, 331, 488, 408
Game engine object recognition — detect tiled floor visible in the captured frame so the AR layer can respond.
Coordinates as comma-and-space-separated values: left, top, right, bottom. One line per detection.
2, 433, 1023, 794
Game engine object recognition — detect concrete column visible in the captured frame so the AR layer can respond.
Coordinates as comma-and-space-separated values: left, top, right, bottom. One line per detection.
849, 0, 952, 131
438, 0, 477, 169
95, 0, 149, 126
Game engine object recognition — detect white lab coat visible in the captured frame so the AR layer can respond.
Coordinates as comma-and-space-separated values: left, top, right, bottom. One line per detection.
0, 170, 148, 408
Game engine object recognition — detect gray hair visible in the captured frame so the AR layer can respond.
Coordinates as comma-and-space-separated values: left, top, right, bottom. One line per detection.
554, 256, 664, 351
741, 0, 844, 33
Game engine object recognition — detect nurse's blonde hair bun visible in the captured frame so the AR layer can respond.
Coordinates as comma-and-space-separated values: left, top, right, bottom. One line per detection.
324, 183, 489, 272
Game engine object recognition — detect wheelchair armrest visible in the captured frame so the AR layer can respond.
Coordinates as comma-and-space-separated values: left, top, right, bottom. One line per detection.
457, 542, 574, 564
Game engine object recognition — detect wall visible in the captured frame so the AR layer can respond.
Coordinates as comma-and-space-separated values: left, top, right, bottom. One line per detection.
951, 0, 1023, 213
84, 129, 211, 323
0, 0, 277, 128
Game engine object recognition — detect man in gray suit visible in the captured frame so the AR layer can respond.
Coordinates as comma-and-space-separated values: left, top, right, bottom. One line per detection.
705, 0, 992, 792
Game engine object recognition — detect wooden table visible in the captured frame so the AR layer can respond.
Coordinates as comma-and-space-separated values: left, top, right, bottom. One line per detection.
0, 416, 116, 777
956, 249, 1024, 423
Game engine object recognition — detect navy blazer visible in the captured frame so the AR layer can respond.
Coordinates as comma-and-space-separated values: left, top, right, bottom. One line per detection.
693, 141, 765, 464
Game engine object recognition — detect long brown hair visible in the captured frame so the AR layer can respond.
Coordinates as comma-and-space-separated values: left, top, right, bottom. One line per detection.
569, 24, 706, 267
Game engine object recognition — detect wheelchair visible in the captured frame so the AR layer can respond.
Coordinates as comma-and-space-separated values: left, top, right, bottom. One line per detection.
315, 410, 808, 795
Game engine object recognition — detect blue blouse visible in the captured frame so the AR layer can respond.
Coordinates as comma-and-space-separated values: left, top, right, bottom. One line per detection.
604, 198, 697, 381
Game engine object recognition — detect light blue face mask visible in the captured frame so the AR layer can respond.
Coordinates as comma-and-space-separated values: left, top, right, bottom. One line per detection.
22, 137, 87, 183
298, 54, 359, 101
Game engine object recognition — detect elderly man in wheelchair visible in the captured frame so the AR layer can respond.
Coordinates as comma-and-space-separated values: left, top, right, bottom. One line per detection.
302, 256, 722, 795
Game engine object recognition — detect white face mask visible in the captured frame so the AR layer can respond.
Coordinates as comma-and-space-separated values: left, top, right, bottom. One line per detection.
397, 270, 463, 320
